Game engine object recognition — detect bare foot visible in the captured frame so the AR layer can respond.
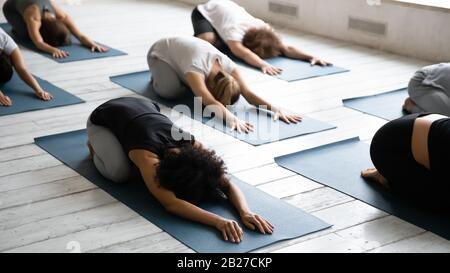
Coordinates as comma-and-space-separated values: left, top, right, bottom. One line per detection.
361, 168, 390, 189
402, 97, 416, 113
87, 140, 94, 159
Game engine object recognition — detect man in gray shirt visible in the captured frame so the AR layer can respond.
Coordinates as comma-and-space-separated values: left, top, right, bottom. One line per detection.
404, 63, 450, 116
0, 28, 52, 106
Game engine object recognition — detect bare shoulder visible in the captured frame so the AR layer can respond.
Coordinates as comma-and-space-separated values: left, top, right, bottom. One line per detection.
23, 5, 41, 21
128, 149, 159, 167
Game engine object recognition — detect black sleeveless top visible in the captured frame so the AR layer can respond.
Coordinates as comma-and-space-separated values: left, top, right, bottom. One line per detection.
14, 0, 55, 16
90, 97, 194, 157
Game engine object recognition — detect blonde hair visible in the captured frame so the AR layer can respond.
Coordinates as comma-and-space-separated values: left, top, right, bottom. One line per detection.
210, 71, 241, 106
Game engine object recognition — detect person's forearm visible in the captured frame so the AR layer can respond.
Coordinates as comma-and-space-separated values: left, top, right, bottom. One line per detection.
226, 182, 251, 217
243, 90, 276, 112
242, 51, 267, 69
166, 199, 223, 227
282, 45, 312, 61
232, 70, 277, 112
230, 43, 267, 69
204, 100, 238, 123
15, 67, 42, 93
34, 41, 56, 54
61, 15, 88, 44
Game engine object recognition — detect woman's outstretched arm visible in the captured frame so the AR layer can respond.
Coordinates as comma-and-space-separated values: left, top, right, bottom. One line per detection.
23, 6, 68, 58
221, 176, 274, 234
227, 41, 282, 75
50, 0, 108, 52
281, 44, 330, 66
186, 72, 254, 133
129, 149, 244, 243
231, 69, 302, 124
10, 48, 53, 101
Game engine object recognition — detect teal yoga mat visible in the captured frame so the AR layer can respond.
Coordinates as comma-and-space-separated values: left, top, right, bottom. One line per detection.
35, 129, 331, 253
226, 51, 348, 82
343, 88, 408, 120
0, 71, 84, 116
275, 137, 450, 241
109, 70, 336, 146
0, 23, 126, 63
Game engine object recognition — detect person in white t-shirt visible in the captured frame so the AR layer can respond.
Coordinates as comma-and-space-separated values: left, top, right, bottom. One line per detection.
0, 28, 52, 106
191, 0, 329, 76
148, 36, 302, 133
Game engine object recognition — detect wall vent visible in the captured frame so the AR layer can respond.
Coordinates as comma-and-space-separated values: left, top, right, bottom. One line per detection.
268, 1, 298, 17
348, 17, 387, 36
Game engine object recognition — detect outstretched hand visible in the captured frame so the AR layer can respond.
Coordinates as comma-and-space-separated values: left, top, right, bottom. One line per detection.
35, 90, 53, 101
0, 92, 12, 106
90, 43, 108, 53
52, 48, 69, 59
230, 118, 254, 134
310, 56, 331, 66
241, 212, 274, 234
274, 110, 302, 124
216, 218, 244, 243
261, 64, 282, 75
80, 36, 108, 53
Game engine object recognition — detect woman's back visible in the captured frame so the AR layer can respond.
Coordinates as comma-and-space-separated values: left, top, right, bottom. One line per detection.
90, 97, 193, 157
148, 36, 235, 81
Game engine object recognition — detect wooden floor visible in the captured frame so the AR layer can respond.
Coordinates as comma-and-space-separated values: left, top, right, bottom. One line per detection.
1, 0, 449, 253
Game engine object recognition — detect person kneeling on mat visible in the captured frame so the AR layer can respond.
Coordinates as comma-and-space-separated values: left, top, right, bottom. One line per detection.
403, 63, 450, 116
0, 28, 52, 106
148, 36, 301, 134
87, 97, 274, 243
2, 0, 108, 58
362, 113, 450, 209
191, 0, 329, 75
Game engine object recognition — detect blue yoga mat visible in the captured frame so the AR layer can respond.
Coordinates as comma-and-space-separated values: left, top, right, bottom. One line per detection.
227, 52, 348, 82
109, 71, 336, 146
275, 137, 450, 241
0, 71, 84, 116
343, 88, 408, 120
35, 129, 331, 253
0, 23, 126, 63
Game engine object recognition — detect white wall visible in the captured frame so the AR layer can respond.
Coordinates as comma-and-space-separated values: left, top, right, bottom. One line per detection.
178, 0, 450, 62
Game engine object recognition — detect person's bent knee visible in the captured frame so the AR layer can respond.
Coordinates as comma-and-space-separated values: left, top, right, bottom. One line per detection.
152, 80, 185, 99
87, 118, 131, 183
149, 59, 185, 99
196, 32, 217, 45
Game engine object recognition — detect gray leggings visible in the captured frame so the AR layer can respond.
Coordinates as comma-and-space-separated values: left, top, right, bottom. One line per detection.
3, 0, 29, 40
147, 56, 187, 99
86, 118, 133, 183
408, 71, 450, 116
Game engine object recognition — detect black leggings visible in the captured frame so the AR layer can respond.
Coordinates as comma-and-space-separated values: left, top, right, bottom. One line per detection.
370, 113, 448, 208
190, 7, 229, 53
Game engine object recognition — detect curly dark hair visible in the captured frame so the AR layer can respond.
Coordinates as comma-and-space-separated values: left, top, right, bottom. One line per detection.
242, 27, 283, 59
0, 52, 13, 84
156, 144, 228, 204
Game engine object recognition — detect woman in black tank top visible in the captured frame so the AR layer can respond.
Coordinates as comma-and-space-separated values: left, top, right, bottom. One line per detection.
88, 97, 274, 243
362, 113, 450, 209
3, 0, 108, 58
